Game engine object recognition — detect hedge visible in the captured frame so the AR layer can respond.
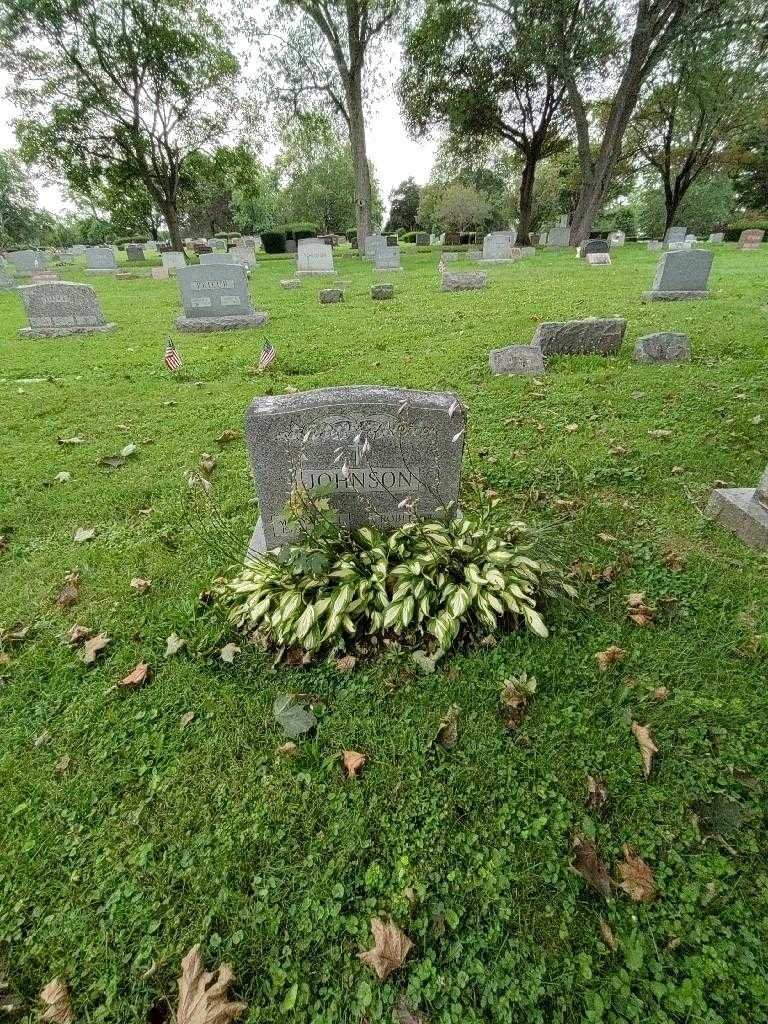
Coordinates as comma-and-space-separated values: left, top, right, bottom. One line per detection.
261, 231, 287, 254
273, 222, 320, 241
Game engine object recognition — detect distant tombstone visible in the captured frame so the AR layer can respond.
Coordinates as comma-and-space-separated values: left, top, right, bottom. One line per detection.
151, 267, 169, 280
210, 238, 227, 252
586, 252, 612, 265
125, 244, 145, 262
371, 283, 394, 300
467, 249, 482, 260
545, 222, 570, 247
415, 232, 430, 246
162, 251, 187, 274
364, 234, 386, 260
441, 271, 487, 292
145, 240, 158, 252
664, 226, 687, 244
0, 266, 16, 290
442, 252, 459, 262
708, 232, 724, 243
581, 239, 609, 259
230, 246, 257, 269
489, 345, 545, 376
643, 249, 713, 301
8, 249, 49, 275
387, 234, 398, 246
633, 332, 691, 363
285, 239, 297, 254
482, 231, 518, 262
374, 245, 402, 271
297, 238, 336, 275
200, 251, 234, 265
319, 288, 344, 304
244, 385, 466, 556
85, 246, 118, 273
175, 264, 267, 332
608, 230, 626, 247
18, 282, 116, 337
519, 246, 535, 258
647, 240, 663, 251
532, 318, 626, 356
738, 228, 764, 250
684, 234, 697, 243
706, 464, 768, 550
71, 244, 87, 256
281, 278, 301, 289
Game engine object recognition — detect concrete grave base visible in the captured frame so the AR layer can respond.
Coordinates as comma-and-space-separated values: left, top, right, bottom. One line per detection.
20, 322, 116, 339
706, 488, 768, 551
642, 289, 709, 301
280, 279, 302, 289
295, 270, 338, 277
175, 311, 268, 332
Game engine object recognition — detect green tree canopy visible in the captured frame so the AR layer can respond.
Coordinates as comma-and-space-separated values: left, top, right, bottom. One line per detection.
386, 178, 421, 232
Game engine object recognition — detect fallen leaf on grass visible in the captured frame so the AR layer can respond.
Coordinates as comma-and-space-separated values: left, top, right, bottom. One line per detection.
600, 919, 618, 951
119, 662, 151, 688
165, 633, 186, 657
631, 721, 658, 778
57, 436, 84, 446
358, 918, 413, 981
55, 572, 80, 608
617, 845, 656, 902
435, 703, 460, 749
411, 650, 440, 674
595, 646, 626, 671
277, 741, 299, 757
626, 592, 656, 627
199, 453, 217, 478
342, 749, 366, 778
80, 633, 110, 665
73, 527, 96, 544
120, 443, 139, 458
334, 654, 357, 673
648, 428, 672, 439
180, 711, 196, 729
2, 624, 31, 645
219, 643, 240, 664
54, 471, 72, 484
56, 754, 71, 774
596, 532, 617, 543
652, 686, 669, 701
586, 775, 609, 811
273, 693, 316, 738
564, 423, 579, 433
130, 577, 151, 594
571, 833, 611, 898
395, 997, 428, 1024
176, 945, 246, 1024
39, 977, 74, 1022
499, 673, 536, 731
216, 429, 242, 444
98, 455, 126, 469
66, 624, 92, 646
34, 731, 51, 748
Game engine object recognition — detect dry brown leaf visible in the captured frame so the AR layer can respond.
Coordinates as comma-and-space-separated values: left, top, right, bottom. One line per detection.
199, 453, 217, 478
586, 775, 609, 811
216, 429, 242, 444
435, 704, 460, 749
73, 527, 96, 544
596, 532, 617, 543
600, 919, 618, 951
66, 624, 92, 646
130, 578, 151, 594
219, 643, 240, 664
595, 646, 625, 672
628, 607, 656, 627
631, 721, 658, 778
564, 423, 579, 433
617, 845, 657, 902
119, 663, 151, 688
176, 944, 247, 1024
394, 996, 428, 1024
648, 428, 672, 439
277, 741, 299, 757
571, 833, 611, 899
342, 749, 366, 778
79, 633, 110, 665
56, 754, 72, 774
57, 436, 84, 446
55, 571, 81, 608
499, 674, 536, 731
165, 633, 186, 657
39, 977, 74, 1023
334, 654, 357, 673
34, 731, 51, 748
652, 686, 670, 701
54, 471, 72, 483
180, 711, 196, 729
358, 918, 413, 981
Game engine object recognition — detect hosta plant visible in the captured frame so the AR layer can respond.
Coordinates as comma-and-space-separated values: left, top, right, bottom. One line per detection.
215, 500, 575, 659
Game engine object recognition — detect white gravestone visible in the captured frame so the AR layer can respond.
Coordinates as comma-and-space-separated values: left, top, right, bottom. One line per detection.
374, 245, 402, 271
482, 231, 518, 262
296, 239, 336, 276
162, 251, 187, 274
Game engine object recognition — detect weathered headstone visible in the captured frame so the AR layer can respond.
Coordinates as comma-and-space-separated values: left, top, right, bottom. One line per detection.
633, 332, 691, 363
210, 238, 227, 252
162, 251, 187, 274
244, 385, 466, 556
230, 246, 257, 269
441, 271, 487, 292
706, 464, 768, 550
545, 215, 570, 247
684, 234, 697, 243
371, 283, 394, 300
643, 249, 713, 301
532, 318, 626, 356
708, 232, 724, 243
386, 234, 398, 246
17, 282, 116, 337
467, 248, 482, 260
482, 231, 518, 262
374, 245, 402, 271
586, 252, 612, 265
415, 232, 430, 246
297, 238, 336, 276
489, 345, 545, 376
145, 240, 158, 252
647, 240, 663, 251
319, 288, 344, 303
519, 246, 535, 258
664, 226, 687, 244
151, 267, 169, 280
85, 246, 118, 273
125, 244, 145, 262
738, 228, 765, 250
581, 239, 609, 259
8, 249, 49, 275
608, 230, 626, 247
175, 264, 267, 332
442, 252, 459, 262
364, 234, 386, 260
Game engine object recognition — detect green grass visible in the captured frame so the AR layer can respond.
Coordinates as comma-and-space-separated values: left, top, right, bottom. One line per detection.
1, 245, 767, 1023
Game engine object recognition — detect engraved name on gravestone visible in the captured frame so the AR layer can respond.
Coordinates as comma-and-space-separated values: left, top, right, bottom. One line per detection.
643, 249, 713, 301
297, 238, 336, 275
18, 282, 116, 337
482, 231, 518, 262
244, 386, 466, 556
633, 332, 691, 363
706, 464, 768, 551
532, 318, 626, 356
374, 244, 402, 270
489, 345, 546, 376
738, 228, 765, 250
175, 264, 267, 332
85, 246, 118, 272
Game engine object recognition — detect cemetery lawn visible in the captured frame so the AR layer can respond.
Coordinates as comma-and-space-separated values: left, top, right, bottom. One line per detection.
2, 245, 768, 1024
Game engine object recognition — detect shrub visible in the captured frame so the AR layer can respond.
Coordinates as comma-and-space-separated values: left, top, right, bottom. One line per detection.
275, 222, 320, 241
260, 231, 287, 254
215, 499, 574, 660
346, 229, 357, 242
115, 236, 149, 245
401, 231, 417, 243
724, 219, 768, 241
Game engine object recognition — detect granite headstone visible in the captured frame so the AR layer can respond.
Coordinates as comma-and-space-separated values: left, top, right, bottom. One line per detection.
18, 282, 115, 337
738, 229, 764, 250
489, 345, 546, 375
643, 249, 713, 300
633, 332, 691, 363
297, 238, 336, 275
532, 318, 626, 356
706, 464, 768, 550
441, 271, 487, 292
85, 246, 118, 273
175, 264, 267, 332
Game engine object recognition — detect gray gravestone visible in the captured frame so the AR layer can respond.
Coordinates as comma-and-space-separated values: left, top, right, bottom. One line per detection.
162, 251, 187, 273
664, 226, 687, 244
364, 234, 386, 260
0, 266, 15, 290
200, 251, 234, 265
8, 250, 48, 275
210, 238, 227, 252
581, 239, 609, 259
586, 252, 611, 265
545, 216, 570, 247
489, 345, 546, 375
519, 246, 535, 258
633, 332, 691, 363
374, 245, 402, 271
608, 230, 626, 247
685, 234, 697, 243
230, 246, 257, 269
532, 318, 626, 356
442, 252, 459, 262
643, 249, 713, 300
18, 282, 116, 337
297, 238, 336, 275
175, 264, 267, 332
482, 231, 518, 262
125, 244, 145, 262
708, 232, 724, 243
319, 288, 344, 303
706, 464, 768, 550
85, 246, 118, 273
647, 240, 663, 251
415, 232, 430, 246
244, 385, 466, 556
371, 283, 394, 300
738, 229, 764, 250
281, 278, 302, 289
441, 271, 487, 292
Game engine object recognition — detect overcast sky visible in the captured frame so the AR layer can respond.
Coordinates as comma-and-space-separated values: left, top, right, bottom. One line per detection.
0, 56, 438, 215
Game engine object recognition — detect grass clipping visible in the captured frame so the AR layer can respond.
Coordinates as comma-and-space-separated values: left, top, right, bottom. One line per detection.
216, 502, 574, 661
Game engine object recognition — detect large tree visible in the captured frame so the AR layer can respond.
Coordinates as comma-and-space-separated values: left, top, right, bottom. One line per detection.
0, 0, 238, 250
0, 149, 39, 248
258, 0, 402, 249
386, 177, 421, 232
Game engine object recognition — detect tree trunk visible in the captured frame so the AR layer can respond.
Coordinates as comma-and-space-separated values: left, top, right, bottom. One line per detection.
346, 69, 372, 252
517, 149, 538, 245
164, 201, 184, 251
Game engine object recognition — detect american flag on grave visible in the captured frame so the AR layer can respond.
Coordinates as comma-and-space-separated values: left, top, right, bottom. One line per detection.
258, 340, 276, 373
164, 341, 182, 372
